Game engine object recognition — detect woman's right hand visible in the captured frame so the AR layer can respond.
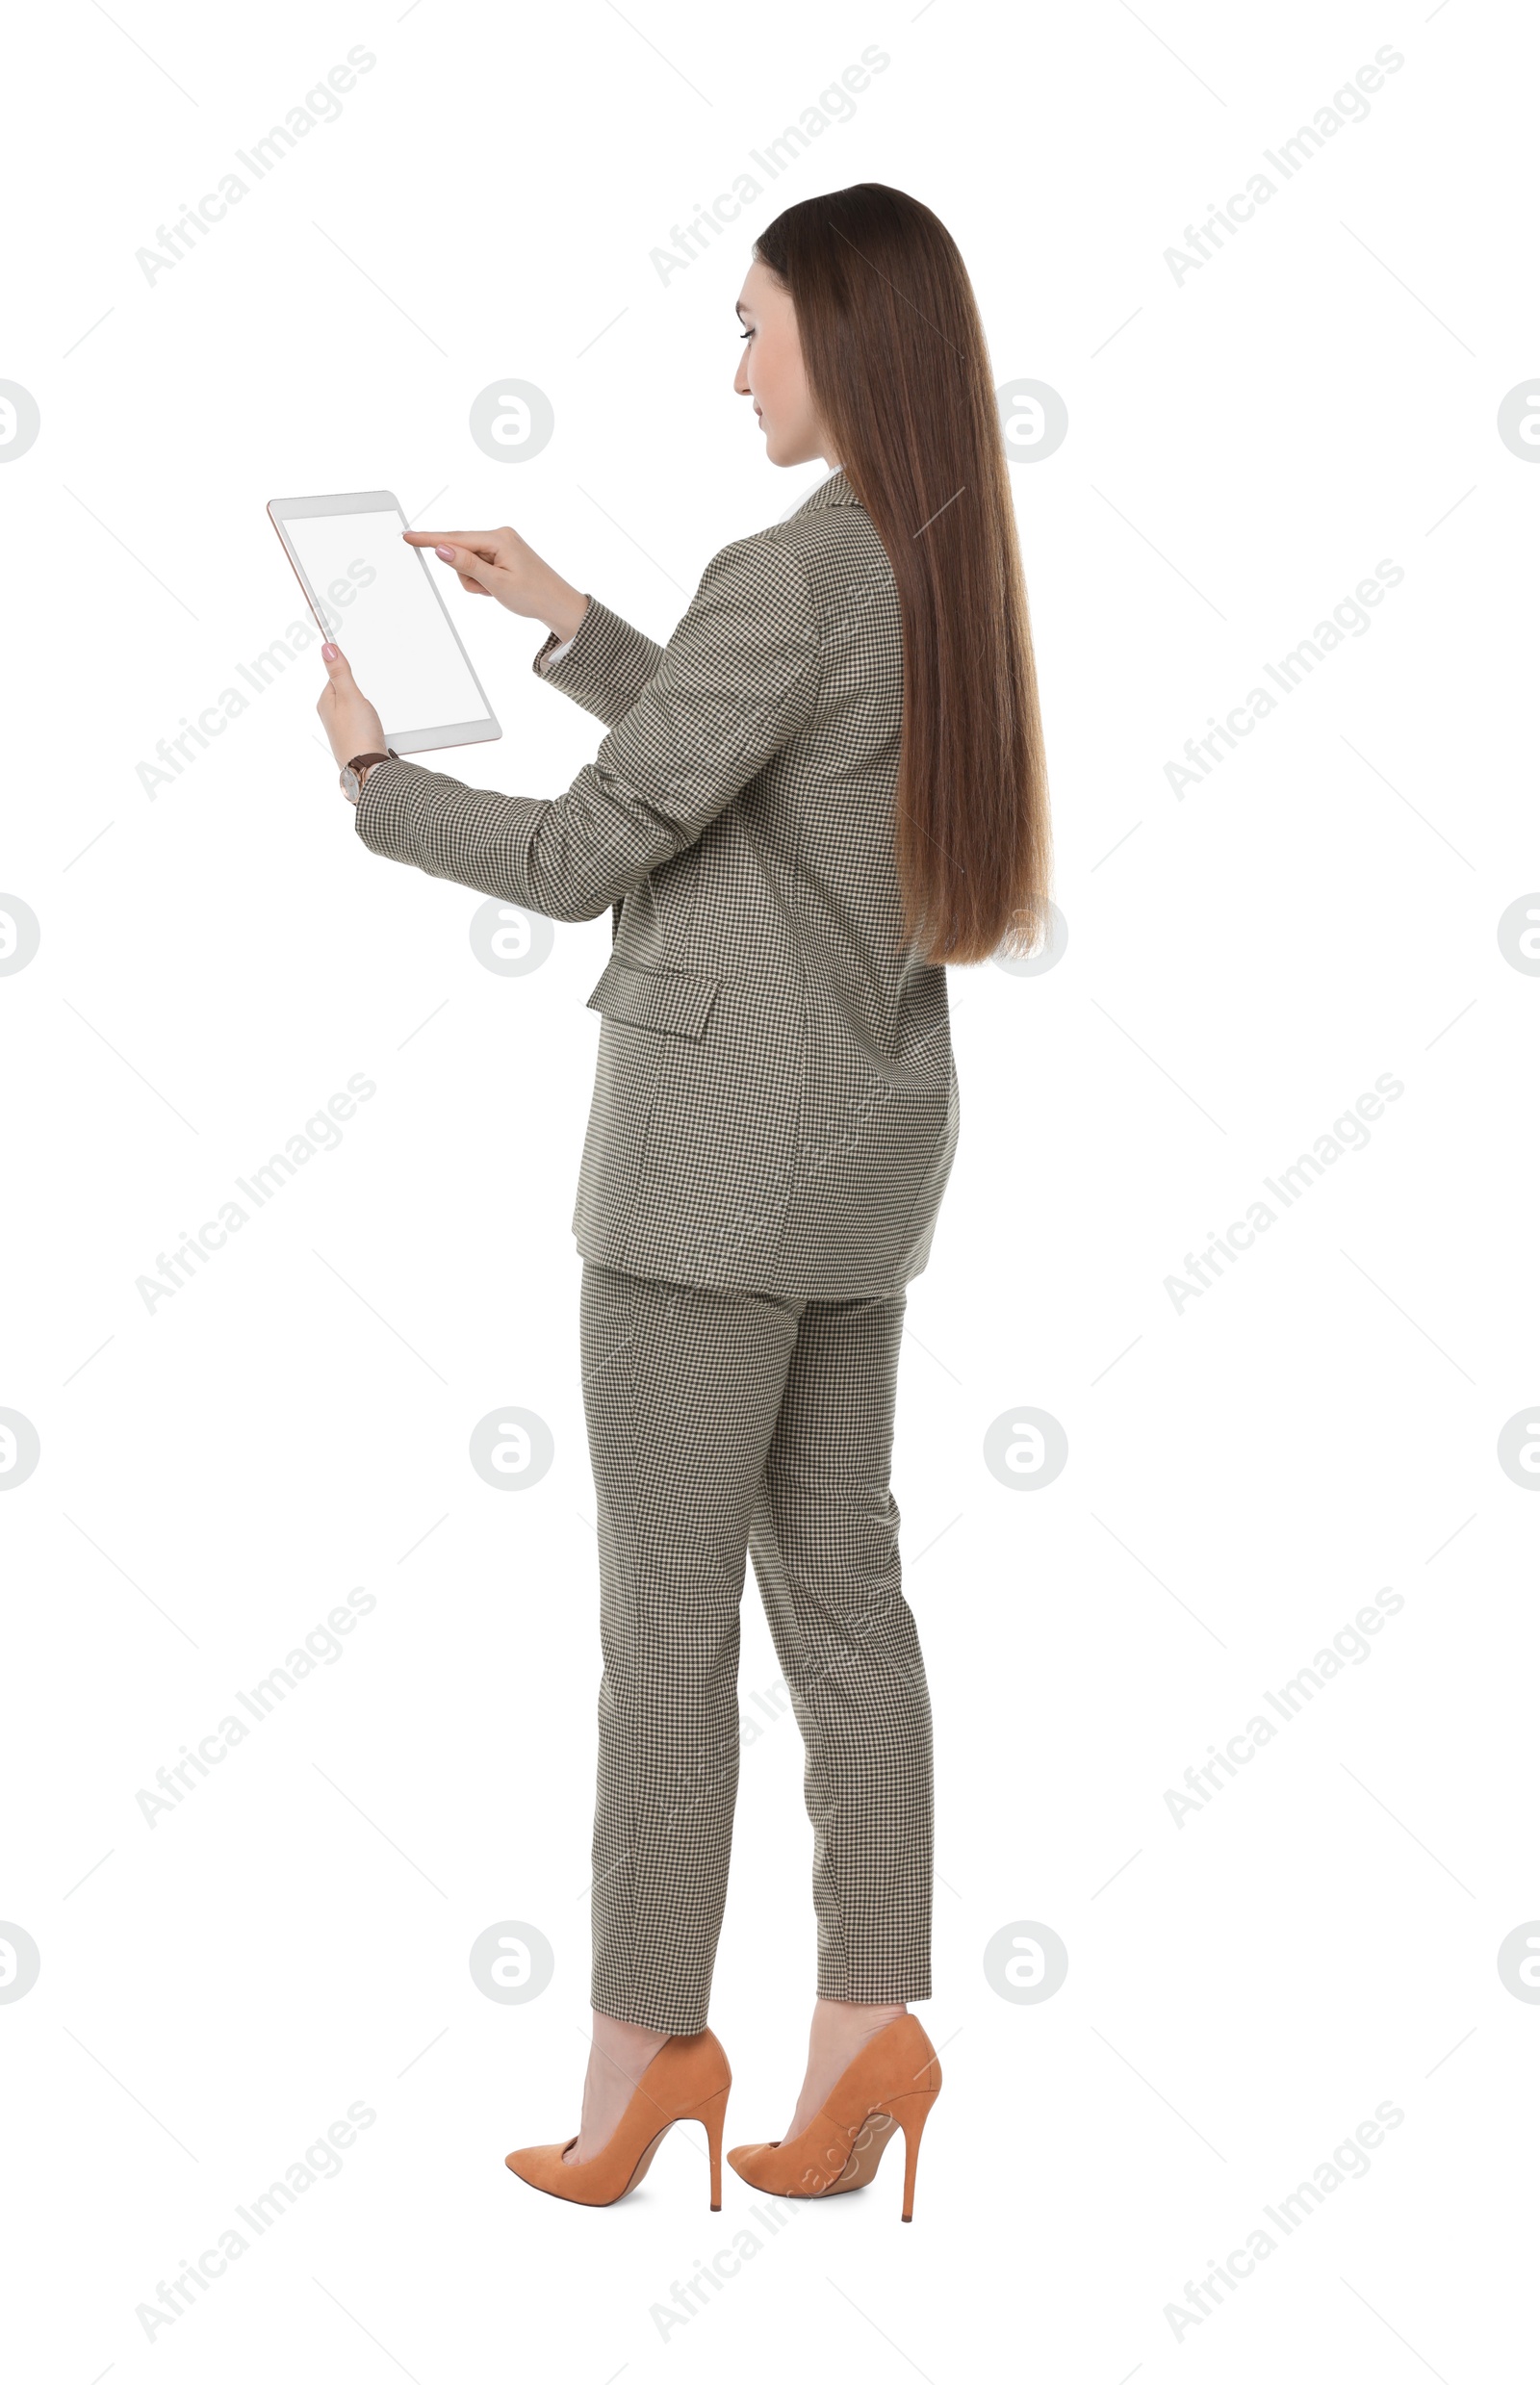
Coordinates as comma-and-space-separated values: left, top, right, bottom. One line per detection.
402, 525, 589, 642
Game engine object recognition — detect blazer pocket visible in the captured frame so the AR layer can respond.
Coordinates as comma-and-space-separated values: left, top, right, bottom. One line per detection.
586, 957, 723, 1040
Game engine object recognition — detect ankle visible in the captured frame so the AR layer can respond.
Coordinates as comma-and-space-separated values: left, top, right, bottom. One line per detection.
811, 1997, 906, 2044
589, 2011, 673, 2072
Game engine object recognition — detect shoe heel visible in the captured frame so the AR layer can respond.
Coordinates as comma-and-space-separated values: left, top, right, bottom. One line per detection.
691, 2083, 731, 2212
891, 2089, 938, 2222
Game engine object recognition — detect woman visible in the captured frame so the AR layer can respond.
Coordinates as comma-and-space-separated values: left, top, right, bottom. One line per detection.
319, 181, 1050, 2219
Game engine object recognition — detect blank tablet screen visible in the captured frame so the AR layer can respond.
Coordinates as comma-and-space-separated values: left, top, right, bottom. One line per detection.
281, 502, 492, 739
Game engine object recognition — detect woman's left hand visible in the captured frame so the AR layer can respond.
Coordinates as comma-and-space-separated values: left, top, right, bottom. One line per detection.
317, 643, 387, 783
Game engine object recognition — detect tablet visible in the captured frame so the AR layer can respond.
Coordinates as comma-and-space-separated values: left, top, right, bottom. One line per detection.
268, 490, 500, 755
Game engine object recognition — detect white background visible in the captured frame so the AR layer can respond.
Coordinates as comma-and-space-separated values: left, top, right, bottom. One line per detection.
3, 1, 1535, 2378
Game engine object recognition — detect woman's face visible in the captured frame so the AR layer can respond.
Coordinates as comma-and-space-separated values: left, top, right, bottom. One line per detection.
733, 257, 837, 469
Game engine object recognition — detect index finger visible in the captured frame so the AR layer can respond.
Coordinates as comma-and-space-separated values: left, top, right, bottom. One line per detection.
401, 530, 501, 551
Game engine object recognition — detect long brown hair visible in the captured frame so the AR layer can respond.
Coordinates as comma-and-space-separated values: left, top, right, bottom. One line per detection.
754, 183, 1051, 965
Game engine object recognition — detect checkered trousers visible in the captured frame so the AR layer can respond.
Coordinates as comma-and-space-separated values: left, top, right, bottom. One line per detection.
579, 1260, 934, 2031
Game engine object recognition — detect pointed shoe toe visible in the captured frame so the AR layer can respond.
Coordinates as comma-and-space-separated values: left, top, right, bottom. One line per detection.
502, 2028, 732, 2209
503, 2137, 581, 2193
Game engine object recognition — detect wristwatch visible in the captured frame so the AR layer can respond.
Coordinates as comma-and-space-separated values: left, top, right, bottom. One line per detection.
340, 748, 398, 804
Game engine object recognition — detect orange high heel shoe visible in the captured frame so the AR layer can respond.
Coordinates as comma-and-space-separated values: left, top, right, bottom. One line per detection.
504, 2027, 732, 2209
728, 2013, 941, 2221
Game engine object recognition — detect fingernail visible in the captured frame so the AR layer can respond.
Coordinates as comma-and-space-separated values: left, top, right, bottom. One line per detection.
321, 643, 338, 660
434, 545, 454, 559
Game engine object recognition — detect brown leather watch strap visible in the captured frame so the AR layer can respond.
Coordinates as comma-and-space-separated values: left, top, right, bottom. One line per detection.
344, 747, 398, 796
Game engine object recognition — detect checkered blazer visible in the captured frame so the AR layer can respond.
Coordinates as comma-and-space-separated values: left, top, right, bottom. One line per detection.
354, 467, 959, 1296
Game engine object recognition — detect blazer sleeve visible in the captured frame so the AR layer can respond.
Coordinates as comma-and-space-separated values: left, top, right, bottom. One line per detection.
353, 535, 822, 924
529, 597, 664, 727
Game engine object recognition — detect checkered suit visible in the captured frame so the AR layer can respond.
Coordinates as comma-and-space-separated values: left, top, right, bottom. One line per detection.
354, 471, 947, 2023
354, 468, 960, 1299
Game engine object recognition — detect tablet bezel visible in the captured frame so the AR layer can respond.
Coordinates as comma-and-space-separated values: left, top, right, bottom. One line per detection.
268, 489, 501, 756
